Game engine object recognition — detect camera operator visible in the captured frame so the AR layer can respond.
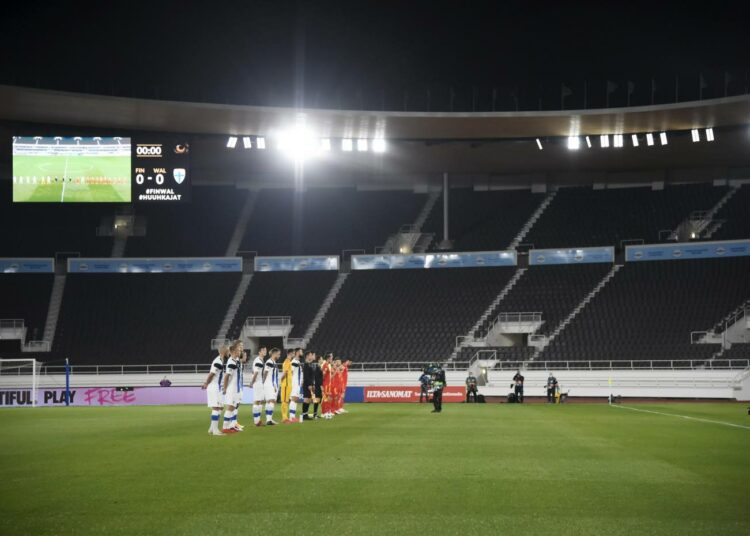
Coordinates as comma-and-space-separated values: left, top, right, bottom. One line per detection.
546, 372, 558, 403
418, 369, 431, 403
512, 370, 524, 403
430, 364, 446, 413
465, 372, 478, 403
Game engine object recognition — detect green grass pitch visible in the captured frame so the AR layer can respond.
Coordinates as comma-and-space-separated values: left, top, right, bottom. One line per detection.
0, 403, 748, 535
13, 154, 131, 202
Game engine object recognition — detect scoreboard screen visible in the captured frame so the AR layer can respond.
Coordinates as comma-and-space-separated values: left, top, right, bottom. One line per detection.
132, 140, 191, 202
12, 136, 131, 203
12, 136, 191, 203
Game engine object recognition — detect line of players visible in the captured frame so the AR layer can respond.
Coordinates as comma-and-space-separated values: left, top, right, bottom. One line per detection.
201, 340, 351, 436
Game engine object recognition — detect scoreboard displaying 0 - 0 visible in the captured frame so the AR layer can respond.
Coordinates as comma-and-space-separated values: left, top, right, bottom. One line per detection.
132, 140, 191, 202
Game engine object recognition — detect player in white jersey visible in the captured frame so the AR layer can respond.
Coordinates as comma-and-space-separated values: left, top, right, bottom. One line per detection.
231, 341, 248, 430
288, 351, 304, 423
201, 345, 228, 436
250, 346, 268, 426
221, 343, 242, 434
262, 348, 281, 425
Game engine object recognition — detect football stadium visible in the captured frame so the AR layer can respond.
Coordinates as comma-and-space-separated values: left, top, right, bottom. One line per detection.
1, 3, 749, 535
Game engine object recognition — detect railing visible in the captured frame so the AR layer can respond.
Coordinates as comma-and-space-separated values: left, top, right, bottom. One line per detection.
515, 243, 534, 254
285, 337, 305, 348
11, 358, 748, 376
690, 331, 711, 344
0, 319, 25, 329
619, 238, 644, 249
244, 316, 291, 328
23, 340, 50, 352
658, 229, 676, 241
210, 338, 231, 350
689, 210, 710, 221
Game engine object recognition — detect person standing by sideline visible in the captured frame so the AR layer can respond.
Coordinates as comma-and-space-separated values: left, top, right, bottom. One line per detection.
512, 370, 525, 403
546, 372, 558, 404
419, 369, 431, 403
465, 372, 478, 403
431, 365, 446, 413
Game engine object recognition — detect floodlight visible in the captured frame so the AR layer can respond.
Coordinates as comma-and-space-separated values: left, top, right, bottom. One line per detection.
706, 128, 714, 142
567, 137, 580, 150
691, 129, 700, 143
631, 134, 639, 147
277, 125, 320, 161
646, 133, 654, 146
256, 137, 266, 149
613, 134, 623, 148
357, 139, 369, 152
226, 136, 238, 149
342, 139, 353, 152
585, 136, 592, 148
372, 138, 386, 153
659, 132, 668, 145
243, 137, 252, 149
600, 135, 610, 148
535, 138, 543, 150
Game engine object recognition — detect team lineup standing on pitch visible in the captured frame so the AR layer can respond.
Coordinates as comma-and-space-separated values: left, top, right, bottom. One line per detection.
202, 340, 351, 435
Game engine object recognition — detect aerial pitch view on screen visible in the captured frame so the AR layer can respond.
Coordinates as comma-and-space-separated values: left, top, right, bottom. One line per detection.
12, 136, 131, 202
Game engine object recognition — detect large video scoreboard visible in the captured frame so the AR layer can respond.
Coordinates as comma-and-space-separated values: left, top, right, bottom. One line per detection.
12, 136, 191, 203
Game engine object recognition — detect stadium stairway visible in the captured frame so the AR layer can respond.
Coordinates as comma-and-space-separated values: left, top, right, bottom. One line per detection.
701, 185, 741, 239
40, 274, 66, 352
298, 272, 350, 347
214, 273, 254, 345
508, 190, 557, 250
225, 190, 259, 257
448, 268, 528, 361
532, 264, 622, 359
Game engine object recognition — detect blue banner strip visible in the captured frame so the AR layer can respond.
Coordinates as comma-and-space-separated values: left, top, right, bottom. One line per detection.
351, 251, 517, 270
529, 247, 614, 265
0, 258, 55, 273
625, 240, 750, 262
68, 257, 243, 273
254, 256, 339, 272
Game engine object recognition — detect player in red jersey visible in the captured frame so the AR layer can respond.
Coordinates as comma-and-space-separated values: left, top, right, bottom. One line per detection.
321, 353, 334, 419
330, 360, 343, 415
336, 359, 351, 414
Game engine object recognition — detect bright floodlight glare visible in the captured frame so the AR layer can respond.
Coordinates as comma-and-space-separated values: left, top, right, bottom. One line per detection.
567, 137, 580, 150
659, 132, 668, 145
342, 139, 353, 152
320, 138, 331, 151
706, 128, 715, 142
535, 138, 543, 150
357, 139, 369, 152
372, 138, 386, 153
256, 137, 266, 149
600, 135, 610, 148
226, 136, 238, 149
585, 136, 592, 148
242, 136, 252, 149
277, 125, 321, 161
691, 129, 700, 142
613, 134, 623, 148
631, 134, 639, 147
646, 133, 655, 146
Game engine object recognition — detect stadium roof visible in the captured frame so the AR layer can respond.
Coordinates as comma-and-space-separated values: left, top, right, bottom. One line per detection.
1, 85, 750, 140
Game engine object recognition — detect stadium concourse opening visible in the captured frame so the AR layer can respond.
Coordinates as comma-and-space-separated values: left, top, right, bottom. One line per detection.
2, 2, 750, 534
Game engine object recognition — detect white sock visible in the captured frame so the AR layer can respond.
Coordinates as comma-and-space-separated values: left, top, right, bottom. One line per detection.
233, 408, 239, 426
223, 410, 232, 429
253, 404, 262, 425
211, 410, 220, 432
289, 401, 297, 420
265, 402, 274, 422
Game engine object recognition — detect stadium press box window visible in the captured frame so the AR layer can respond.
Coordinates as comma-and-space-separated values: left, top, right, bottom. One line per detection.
12, 136, 190, 203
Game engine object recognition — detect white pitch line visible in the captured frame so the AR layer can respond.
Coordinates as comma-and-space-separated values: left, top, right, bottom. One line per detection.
60, 155, 70, 203
611, 404, 750, 430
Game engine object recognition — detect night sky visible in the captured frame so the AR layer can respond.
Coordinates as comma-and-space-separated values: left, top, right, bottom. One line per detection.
1, 1, 748, 110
